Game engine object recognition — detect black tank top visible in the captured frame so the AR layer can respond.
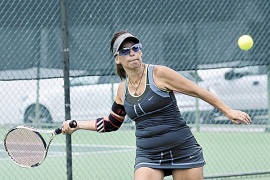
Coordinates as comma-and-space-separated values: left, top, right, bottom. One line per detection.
123, 65, 191, 150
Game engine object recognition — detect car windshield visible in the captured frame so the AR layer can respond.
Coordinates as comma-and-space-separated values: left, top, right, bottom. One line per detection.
70, 75, 121, 86
233, 66, 266, 76
225, 66, 267, 80
97, 75, 121, 84
70, 76, 99, 86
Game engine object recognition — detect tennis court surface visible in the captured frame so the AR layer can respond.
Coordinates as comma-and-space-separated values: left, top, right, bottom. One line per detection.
1, 127, 270, 179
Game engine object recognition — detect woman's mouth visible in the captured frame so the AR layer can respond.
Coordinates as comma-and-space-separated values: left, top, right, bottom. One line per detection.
129, 59, 139, 62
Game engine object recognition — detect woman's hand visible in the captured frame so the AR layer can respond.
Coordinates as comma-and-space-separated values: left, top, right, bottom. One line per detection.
225, 110, 252, 125
62, 120, 78, 134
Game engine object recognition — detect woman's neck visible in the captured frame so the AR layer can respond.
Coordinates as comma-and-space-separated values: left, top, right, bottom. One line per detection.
126, 63, 146, 83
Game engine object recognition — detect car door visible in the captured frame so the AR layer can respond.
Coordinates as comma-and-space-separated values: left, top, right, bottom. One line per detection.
200, 66, 267, 123
221, 66, 267, 111
70, 76, 120, 120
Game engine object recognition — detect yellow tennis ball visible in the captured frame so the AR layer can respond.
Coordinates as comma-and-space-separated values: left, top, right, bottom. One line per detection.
238, 35, 253, 50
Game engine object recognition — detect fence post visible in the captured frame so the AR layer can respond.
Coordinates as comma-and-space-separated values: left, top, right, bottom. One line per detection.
194, 23, 200, 132
266, 65, 270, 132
60, 0, 73, 179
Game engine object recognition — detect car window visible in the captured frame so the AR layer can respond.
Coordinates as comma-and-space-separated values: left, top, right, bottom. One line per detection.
97, 75, 121, 84
258, 66, 267, 75
70, 76, 99, 86
234, 66, 268, 75
225, 66, 266, 80
70, 75, 121, 86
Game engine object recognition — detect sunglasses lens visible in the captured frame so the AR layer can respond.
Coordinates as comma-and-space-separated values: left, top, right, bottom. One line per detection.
118, 44, 142, 56
119, 48, 130, 56
131, 44, 141, 52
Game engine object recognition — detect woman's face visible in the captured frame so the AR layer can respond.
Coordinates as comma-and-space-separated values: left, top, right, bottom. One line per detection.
115, 42, 143, 69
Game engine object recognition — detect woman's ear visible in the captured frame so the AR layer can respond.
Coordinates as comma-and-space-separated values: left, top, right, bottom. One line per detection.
115, 55, 120, 64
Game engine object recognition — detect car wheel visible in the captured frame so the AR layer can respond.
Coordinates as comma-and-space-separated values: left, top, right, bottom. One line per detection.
24, 104, 53, 124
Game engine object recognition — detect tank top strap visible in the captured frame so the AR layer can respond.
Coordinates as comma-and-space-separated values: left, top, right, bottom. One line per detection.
123, 79, 127, 102
148, 64, 170, 98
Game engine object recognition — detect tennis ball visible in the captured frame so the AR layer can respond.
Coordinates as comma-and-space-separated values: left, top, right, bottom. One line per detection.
238, 35, 253, 50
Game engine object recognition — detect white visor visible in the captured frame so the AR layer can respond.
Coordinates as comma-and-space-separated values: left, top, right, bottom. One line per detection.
112, 33, 139, 56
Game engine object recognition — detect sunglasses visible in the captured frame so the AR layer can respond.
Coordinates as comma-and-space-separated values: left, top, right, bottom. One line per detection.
117, 43, 142, 56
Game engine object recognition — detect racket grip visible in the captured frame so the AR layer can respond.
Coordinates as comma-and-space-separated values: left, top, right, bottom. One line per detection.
69, 120, 77, 128
55, 120, 77, 135
55, 128, 62, 135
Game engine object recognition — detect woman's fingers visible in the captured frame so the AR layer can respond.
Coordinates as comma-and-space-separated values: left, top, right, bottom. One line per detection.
232, 111, 252, 125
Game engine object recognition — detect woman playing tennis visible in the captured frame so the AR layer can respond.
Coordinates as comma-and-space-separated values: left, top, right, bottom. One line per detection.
62, 31, 251, 180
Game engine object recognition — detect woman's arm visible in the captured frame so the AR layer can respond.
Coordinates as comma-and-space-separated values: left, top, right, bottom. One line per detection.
62, 81, 126, 134
154, 66, 251, 125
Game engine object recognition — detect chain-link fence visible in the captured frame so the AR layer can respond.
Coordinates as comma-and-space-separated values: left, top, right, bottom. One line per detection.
0, 0, 269, 179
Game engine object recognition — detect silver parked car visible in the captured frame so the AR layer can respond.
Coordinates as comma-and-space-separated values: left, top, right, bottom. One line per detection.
4, 66, 265, 126
20, 71, 212, 125
20, 76, 120, 124
0, 70, 212, 125
197, 65, 268, 124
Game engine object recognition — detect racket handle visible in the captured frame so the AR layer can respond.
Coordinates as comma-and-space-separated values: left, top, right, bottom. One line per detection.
55, 120, 77, 135
69, 120, 77, 128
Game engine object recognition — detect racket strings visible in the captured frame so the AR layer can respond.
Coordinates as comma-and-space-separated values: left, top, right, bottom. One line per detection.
5, 128, 46, 167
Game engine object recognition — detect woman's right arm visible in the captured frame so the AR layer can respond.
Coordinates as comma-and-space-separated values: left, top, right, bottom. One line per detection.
61, 81, 125, 134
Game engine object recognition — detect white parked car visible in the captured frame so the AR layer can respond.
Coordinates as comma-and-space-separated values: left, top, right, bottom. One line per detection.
20, 75, 120, 125
0, 70, 212, 125
20, 72, 212, 125
0, 78, 66, 125
197, 65, 268, 124
1, 65, 266, 125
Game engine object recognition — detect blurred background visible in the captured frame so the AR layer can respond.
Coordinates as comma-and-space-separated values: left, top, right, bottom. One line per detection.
0, 0, 269, 179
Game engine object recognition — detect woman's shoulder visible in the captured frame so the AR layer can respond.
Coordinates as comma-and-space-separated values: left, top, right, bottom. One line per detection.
149, 64, 170, 69
149, 65, 174, 92
152, 65, 172, 77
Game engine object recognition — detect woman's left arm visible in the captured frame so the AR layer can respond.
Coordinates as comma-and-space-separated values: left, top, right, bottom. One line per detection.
155, 66, 251, 125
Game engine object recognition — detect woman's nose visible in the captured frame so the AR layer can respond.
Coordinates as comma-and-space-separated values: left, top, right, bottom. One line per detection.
129, 49, 135, 56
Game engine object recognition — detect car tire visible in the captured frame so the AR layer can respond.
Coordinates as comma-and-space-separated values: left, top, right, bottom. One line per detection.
24, 104, 53, 124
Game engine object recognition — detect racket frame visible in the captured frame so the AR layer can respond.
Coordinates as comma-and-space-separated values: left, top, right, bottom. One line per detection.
4, 120, 76, 168
4, 126, 59, 168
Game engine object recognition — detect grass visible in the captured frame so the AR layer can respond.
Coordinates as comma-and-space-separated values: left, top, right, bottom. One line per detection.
0, 127, 270, 180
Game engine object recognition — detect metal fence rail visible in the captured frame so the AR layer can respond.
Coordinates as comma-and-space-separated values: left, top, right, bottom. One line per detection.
0, 0, 269, 179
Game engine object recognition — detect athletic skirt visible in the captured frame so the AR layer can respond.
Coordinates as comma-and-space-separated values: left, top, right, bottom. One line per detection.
134, 136, 206, 176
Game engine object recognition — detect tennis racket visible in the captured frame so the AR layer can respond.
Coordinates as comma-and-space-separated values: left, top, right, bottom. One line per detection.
3, 120, 77, 168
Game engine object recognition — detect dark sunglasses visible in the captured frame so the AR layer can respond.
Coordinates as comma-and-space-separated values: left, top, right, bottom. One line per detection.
117, 43, 142, 56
